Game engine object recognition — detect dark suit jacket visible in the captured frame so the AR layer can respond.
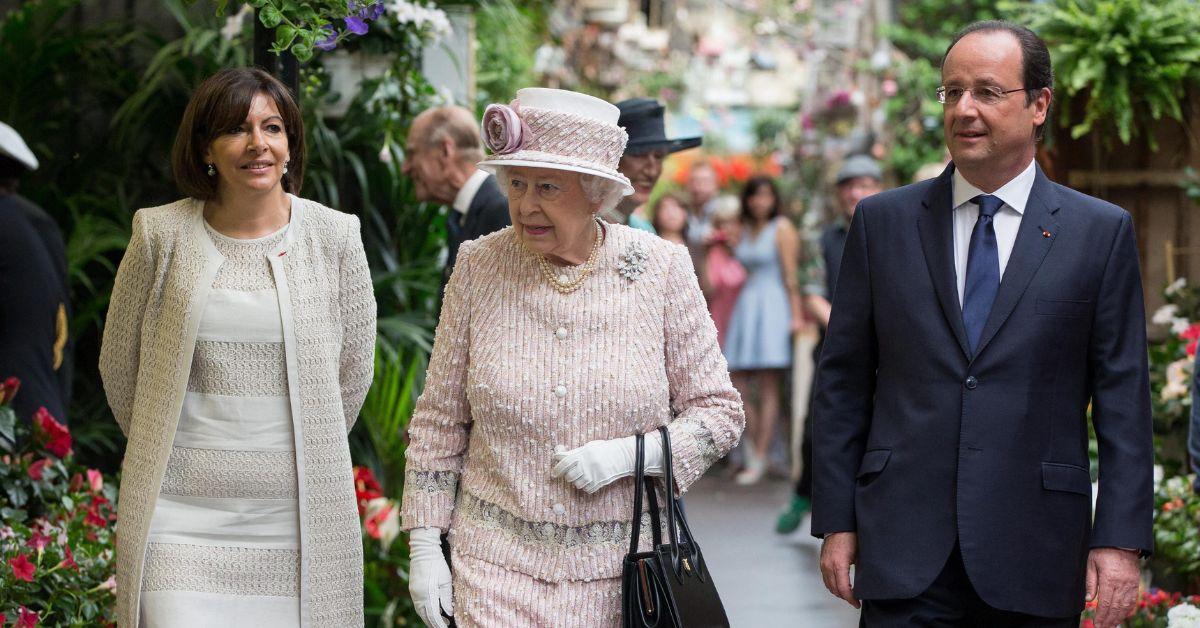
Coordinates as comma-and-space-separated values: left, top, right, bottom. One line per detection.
811, 163, 1153, 618
443, 174, 510, 287
0, 193, 72, 423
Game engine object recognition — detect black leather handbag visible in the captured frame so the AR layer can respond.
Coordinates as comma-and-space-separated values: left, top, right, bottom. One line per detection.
621, 426, 730, 628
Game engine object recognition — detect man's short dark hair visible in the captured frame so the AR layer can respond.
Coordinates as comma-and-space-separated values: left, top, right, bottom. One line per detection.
943, 20, 1054, 140
171, 67, 306, 200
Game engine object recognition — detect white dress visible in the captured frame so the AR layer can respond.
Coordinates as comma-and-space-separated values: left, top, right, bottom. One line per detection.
140, 222, 301, 627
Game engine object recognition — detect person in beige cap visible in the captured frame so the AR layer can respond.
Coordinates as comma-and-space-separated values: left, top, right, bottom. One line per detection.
0, 121, 73, 425
400, 87, 744, 627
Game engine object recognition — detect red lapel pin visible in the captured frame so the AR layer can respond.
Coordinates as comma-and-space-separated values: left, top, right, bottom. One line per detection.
1041, 230, 1052, 238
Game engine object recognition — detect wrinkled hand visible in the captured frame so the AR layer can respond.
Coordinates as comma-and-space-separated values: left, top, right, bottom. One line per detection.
408, 527, 453, 628
1086, 547, 1140, 628
551, 432, 665, 494
820, 532, 860, 609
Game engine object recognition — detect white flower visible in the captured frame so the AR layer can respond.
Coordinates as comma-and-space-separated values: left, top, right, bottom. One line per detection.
1168, 603, 1200, 627
364, 497, 401, 550
220, 4, 252, 41
1154, 464, 1165, 488
378, 144, 392, 164
1161, 358, 1192, 401
1154, 304, 1180, 325
1173, 318, 1193, 336
1167, 277, 1188, 296
387, 0, 451, 41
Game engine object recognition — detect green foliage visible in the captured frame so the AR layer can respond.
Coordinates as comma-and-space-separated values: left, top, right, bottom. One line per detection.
886, 0, 1000, 63
1146, 278, 1200, 476
1, 390, 119, 626
473, 0, 549, 111
191, 0, 348, 62
1153, 474, 1200, 586
1008, 0, 1200, 148
881, 57, 946, 185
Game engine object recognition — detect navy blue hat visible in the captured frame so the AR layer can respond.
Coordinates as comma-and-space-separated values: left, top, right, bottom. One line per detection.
616, 98, 702, 156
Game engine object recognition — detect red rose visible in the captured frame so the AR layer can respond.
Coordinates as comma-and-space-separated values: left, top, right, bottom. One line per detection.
69, 472, 83, 492
83, 494, 111, 527
353, 466, 383, 516
57, 546, 77, 571
364, 501, 395, 540
17, 606, 38, 628
1188, 339, 1199, 358
34, 407, 71, 458
1182, 322, 1200, 341
0, 376, 19, 405
26, 530, 51, 552
9, 554, 35, 582
27, 458, 49, 481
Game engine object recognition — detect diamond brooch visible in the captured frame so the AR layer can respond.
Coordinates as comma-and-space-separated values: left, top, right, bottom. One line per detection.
617, 240, 649, 282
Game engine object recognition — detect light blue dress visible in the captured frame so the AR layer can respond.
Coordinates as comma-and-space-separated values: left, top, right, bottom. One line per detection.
723, 218, 792, 370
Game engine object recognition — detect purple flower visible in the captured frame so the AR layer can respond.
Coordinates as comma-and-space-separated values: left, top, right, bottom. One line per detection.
315, 25, 338, 51
344, 15, 369, 35
366, 2, 385, 20
481, 103, 531, 155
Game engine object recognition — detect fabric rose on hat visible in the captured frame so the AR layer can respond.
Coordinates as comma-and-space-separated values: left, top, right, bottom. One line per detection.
482, 102, 531, 155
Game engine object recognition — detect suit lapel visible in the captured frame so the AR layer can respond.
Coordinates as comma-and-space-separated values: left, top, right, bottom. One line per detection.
463, 175, 498, 237
918, 167, 972, 360
972, 165, 1061, 359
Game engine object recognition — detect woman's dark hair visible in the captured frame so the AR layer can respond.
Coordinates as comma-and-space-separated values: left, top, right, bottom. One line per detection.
171, 67, 305, 200
739, 176, 781, 223
943, 20, 1054, 140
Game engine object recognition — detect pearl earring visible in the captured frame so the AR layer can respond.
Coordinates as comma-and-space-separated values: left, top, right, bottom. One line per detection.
206, 163, 216, 176
283, 162, 289, 175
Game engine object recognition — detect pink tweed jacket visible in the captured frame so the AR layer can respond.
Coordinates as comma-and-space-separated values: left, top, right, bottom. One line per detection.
400, 223, 744, 582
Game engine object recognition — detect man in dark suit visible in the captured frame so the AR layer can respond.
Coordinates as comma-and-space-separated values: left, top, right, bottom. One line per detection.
813, 21, 1152, 628
402, 106, 510, 295
0, 122, 72, 423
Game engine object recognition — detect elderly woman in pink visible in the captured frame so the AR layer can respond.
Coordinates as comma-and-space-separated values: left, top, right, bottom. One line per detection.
400, 88, 744, 628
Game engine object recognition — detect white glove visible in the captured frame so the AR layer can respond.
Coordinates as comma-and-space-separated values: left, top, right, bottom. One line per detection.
551, 431, 666, 494
408, 527, 453, 628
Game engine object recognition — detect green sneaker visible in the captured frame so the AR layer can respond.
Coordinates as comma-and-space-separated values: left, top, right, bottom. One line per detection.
775, 495, 812, 534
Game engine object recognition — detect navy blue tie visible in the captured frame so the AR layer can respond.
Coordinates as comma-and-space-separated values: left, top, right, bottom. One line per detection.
963, 194, 1003, 353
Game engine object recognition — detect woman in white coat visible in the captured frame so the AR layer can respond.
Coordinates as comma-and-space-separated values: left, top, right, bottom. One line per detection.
100, 68, 376, 628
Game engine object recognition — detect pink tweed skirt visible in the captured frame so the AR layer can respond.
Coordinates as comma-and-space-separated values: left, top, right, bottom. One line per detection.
451, 551, 621, 627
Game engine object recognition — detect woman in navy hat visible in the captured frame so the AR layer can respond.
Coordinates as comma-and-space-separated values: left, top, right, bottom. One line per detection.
606, 98, 702, 233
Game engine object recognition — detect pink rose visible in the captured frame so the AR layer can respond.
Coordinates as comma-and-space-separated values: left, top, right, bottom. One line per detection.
482, 103, 531, 155
87, 469, 103, 493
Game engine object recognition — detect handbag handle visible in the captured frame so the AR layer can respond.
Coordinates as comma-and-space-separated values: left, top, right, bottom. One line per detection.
656, 426, 704, 580
628, 431, 666, 556
628, 432, 646, 556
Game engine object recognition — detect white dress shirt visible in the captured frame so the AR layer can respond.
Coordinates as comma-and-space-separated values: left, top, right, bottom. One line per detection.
452, 169, 492, 223
952, 159, 1037, 307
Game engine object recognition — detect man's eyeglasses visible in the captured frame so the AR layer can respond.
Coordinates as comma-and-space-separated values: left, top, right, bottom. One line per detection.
936, 85, 1031, 106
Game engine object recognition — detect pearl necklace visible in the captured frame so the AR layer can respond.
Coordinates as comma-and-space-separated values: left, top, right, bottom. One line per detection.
533, 219, 604, 294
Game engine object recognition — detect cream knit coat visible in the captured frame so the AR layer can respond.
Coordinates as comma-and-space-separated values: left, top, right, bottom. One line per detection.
401, 223, 744, 582
99, 196, 376, 627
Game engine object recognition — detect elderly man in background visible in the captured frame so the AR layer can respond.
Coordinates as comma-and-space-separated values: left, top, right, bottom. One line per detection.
604, 98, 702, 233
0, 121, 72, 424
402, 105, 510, 292
776, 154, 883, 534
